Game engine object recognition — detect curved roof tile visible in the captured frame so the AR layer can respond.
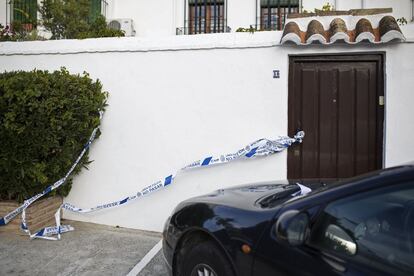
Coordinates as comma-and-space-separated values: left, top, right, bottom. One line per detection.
329, 18, 350, 43
355, 18, 376, 43
281, 22, 302, 45
280, 9, 405, 45
306, 20, 326, 44
379, 16, 405, 42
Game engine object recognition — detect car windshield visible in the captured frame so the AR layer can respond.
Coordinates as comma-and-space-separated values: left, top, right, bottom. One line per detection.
284, 166, 413, 204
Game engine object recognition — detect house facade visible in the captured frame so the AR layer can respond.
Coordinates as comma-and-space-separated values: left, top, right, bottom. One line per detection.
0, 1, 414, 232
1, 0, 413, 36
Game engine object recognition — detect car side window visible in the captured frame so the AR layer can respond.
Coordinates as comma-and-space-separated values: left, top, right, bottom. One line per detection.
309, 182, 414, 274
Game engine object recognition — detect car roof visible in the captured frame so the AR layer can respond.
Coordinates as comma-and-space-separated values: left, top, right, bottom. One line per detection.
286, 164, 414, 206
328, 163, 414, 187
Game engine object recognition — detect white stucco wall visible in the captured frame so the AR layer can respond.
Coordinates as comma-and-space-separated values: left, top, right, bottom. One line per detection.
335, 0, 363, 11
104, 0, 116, 19
364, 0, 412, 21
227, 0, 257, 30
111, 0, 175, 37
1, 0, 413, 36
0, 0, 7, 26
110, 0, 259, 36
107, 0, 414, 36
303, 0, 413, 20
302, 0, 336, 11
0, 30, 413, 232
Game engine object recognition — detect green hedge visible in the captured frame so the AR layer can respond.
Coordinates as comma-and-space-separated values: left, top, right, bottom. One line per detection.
0, 68, 107, 202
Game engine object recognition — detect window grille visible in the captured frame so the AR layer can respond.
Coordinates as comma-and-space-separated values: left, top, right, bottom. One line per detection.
187, 0, 227, 35
259, 0, 299, 31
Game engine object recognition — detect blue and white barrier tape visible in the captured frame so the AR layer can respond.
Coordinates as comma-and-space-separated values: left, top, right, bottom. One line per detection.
0, 127, 305, 240
0, 127, 97, 226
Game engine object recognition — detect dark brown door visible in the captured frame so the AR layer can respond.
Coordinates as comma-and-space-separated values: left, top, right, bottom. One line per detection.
288, 54, 384, 180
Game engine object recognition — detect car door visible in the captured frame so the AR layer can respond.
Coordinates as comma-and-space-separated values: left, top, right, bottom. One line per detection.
293, 181, 414, 276
252, 201, 337, 276
250, 212, 297, 276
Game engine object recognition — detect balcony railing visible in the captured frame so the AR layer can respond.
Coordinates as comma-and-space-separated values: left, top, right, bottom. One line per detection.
176, 26, 231, 35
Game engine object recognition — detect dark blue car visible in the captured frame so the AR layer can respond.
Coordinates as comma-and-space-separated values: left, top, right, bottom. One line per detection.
162, 164, 414, 276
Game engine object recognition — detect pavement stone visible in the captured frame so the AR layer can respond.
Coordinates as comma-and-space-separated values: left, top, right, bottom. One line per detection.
0, 220, 168, 276
137, 251, 169, 276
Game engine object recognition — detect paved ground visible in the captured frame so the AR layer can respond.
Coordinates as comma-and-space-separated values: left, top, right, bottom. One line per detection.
138, 250, 169, 276
0, 220, 169, 276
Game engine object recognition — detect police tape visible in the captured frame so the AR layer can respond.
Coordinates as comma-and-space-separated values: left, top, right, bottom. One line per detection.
0, 128, 305, 240
0, 127, 99, 240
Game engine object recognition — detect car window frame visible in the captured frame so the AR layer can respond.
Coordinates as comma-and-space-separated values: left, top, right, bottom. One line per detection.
304, 180, 414, 275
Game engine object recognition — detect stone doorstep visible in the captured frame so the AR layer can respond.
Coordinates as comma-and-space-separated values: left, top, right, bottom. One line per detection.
0, 196, 63, 234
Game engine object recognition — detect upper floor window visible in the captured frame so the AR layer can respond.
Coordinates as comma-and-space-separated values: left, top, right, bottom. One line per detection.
9, 0, 108, 29
90, 0, 108, 22
90, 0, 102, 22
11, 0, 37, 28
259, 0, 299, 31
181, 0, 228, 35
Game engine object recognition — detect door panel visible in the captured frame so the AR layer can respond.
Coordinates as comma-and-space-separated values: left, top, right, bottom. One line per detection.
337, 68, 355, 178
319, 68, 337, 179
301, 68, 319, 178
288, 54, 384, 180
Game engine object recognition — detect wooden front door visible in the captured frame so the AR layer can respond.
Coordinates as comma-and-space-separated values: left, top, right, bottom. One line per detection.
288, 54, 384, 180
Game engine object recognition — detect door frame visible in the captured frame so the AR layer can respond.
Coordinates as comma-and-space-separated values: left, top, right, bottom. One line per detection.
287, 52, 386, 179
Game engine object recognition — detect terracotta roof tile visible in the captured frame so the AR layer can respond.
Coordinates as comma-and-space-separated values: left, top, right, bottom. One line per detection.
281, 9, 405, 45
329, 18, 349, 43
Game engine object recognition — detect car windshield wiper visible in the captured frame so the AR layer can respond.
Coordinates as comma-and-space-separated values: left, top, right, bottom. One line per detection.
258, 185, 301, 208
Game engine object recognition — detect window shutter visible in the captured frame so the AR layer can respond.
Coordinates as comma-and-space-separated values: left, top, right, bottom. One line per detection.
90, 0, 102, 22
12, 0, 37, 24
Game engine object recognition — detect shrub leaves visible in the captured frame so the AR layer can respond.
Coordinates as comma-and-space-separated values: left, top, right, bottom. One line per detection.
0, 68, 107, 202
